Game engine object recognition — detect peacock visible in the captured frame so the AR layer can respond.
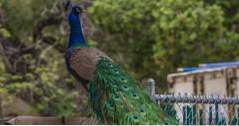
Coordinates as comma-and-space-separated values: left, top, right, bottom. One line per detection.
64, 2, 178, 125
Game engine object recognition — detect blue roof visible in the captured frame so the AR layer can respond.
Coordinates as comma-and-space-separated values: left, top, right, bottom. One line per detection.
199, 61, 239, 68
178, 61, 239, 72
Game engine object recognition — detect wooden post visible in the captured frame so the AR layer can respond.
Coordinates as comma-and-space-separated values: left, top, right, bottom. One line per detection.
208, 106, 213, 125
147, 78, 155, 100
0, 95, 3, 124
215, 104, 219, 124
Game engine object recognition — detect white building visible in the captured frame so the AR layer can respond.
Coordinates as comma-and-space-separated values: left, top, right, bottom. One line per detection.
168, 66, 239, 97
167, 62, 239, 124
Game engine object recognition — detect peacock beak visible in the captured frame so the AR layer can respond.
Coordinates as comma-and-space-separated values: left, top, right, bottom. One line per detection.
74, 6, 83, 14
63, 0, 83, 14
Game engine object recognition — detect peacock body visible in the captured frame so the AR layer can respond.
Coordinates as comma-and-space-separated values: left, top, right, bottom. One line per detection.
65, 5, 178, 125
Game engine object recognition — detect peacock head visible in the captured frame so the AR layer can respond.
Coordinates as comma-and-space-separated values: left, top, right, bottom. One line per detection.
68, 5, 83, 27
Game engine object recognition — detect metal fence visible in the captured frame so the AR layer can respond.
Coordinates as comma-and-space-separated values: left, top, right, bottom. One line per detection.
146, 79, 239, 125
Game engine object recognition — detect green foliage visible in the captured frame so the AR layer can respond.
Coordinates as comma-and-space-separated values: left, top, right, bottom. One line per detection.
0, 28, 11, 38
0, 54, 80, 117
0, 0, 59, 41
151, 1, 226, 75
204, 0, 239, 30
89, 0, 158, 79
89, 0, 239, 86
0, 0, 82, 117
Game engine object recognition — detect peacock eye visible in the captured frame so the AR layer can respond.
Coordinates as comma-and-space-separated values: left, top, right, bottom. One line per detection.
112, 94, 120, 101
120, 78, 128, 83
108, 64, 113, 68
133, 115, 138, 120
106, 102, 114, 110
113, 69, 119, 74
140, 104, 145, 112
110, 104, 113, 107
140, 108, 144, 113
121, 85, 129, 91
130, 114, 140, 123
112, 86, 120, 93
132, 92, 139, 99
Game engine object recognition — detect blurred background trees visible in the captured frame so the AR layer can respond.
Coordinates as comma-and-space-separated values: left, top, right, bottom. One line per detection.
0, 0, 238, 117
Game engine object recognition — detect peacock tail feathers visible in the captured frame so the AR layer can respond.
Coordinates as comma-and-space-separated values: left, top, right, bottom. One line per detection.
88, 57, 179, 125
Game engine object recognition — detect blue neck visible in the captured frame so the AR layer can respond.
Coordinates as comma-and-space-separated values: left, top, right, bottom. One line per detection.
68, 12, 87, 48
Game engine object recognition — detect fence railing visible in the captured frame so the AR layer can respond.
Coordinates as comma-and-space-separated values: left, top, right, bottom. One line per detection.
146, 78, 239, 125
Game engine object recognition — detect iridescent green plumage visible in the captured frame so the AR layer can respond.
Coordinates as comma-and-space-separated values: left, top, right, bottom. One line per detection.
88, 57, 178, 124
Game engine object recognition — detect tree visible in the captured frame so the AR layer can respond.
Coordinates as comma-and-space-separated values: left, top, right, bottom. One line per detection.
0, 0, 87, 117
89, 0, 239, 89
